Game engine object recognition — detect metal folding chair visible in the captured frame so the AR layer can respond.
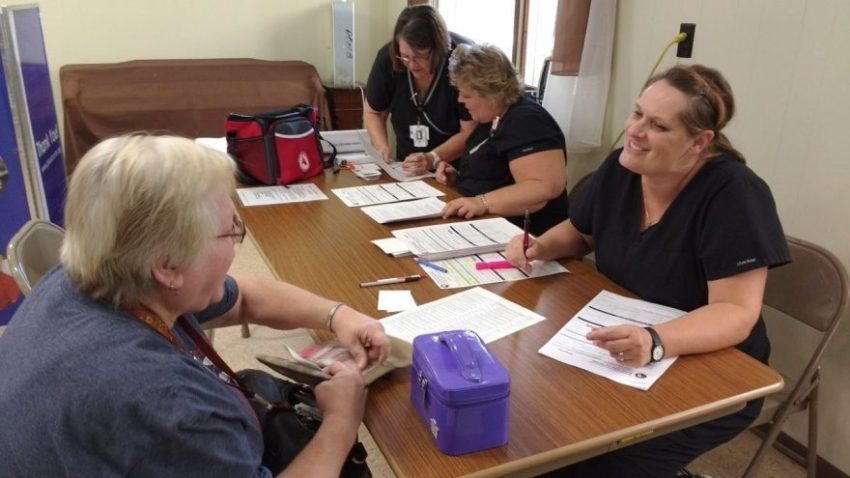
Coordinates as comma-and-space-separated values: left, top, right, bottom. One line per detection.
6, 219, 65, 295
744, 235, 849, 478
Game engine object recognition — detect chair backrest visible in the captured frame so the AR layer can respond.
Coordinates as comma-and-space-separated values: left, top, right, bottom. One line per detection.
5, 219, 65, 295
764, 236, 849, 333
762, 236, 848, 396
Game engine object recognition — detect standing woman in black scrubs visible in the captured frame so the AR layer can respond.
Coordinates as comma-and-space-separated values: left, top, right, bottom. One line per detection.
438, 44, 569, 236
364, 4, 475, 174
504, 64, 790, 477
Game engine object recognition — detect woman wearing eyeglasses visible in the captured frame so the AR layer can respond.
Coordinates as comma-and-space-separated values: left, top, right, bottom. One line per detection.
0, 134, 390, 477
364, 4, 475, 175
438, 44, 569, 236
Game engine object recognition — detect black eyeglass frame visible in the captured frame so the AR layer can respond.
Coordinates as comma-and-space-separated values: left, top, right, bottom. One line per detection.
215, 215, 247, 244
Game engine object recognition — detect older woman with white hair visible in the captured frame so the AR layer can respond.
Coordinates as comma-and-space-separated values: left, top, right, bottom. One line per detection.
437, 43, 569, 236
0, 134, 390, 477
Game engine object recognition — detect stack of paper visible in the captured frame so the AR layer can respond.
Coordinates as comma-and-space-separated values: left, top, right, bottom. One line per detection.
391, 217, 523, 261
361, 197, 445, 224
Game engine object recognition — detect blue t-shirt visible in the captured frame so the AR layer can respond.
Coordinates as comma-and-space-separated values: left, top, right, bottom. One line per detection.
0, 268, 271, 477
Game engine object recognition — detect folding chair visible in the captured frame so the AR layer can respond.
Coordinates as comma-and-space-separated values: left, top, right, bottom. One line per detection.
6, 219, 65, 295
743, 236, 849, 478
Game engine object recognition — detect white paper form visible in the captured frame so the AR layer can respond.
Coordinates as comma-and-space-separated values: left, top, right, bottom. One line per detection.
392, 217, 523, 261
378, 290, 417, 312
381, 287, 545, 344
237, 184, 328, 207
371, 238, 412, 257
418, 252, 569, 289
361, 197, 445, 224
539, 290, 685, 391
355, 130, 436, 182
332, 180, 444, 207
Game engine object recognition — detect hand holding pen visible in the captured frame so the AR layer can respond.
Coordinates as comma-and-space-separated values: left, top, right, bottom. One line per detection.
505, 231, 537, 274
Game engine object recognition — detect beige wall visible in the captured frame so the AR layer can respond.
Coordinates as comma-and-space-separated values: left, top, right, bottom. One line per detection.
4, 0, 849, 473
594, 0, 850, 472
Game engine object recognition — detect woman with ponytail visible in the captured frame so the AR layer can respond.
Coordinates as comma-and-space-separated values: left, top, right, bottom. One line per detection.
505, 64, 790, 477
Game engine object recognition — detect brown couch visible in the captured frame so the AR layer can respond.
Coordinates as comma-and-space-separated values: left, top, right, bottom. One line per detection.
60, 58, 330, 173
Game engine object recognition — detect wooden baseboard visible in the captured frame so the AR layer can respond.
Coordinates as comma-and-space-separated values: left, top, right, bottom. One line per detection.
753, 425, 848, 478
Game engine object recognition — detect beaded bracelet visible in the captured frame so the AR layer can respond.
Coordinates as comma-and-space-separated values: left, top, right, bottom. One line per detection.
325, 302, 344, 332
476, 194, 490, 215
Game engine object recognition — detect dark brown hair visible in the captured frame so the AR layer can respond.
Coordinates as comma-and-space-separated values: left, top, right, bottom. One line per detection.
646, 64, 745, 163
389, 4, 450, 74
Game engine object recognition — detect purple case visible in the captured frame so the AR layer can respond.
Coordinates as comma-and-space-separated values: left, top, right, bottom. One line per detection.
411, 330, 510, 455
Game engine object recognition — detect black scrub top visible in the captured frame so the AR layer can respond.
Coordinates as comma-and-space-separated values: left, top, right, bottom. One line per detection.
456, 95, 569, 236
570, 149, 791, 362
365, 32, 472, 160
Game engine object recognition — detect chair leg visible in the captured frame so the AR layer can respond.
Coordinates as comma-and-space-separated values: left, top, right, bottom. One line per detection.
806, 385, 819, 478
743, 412, 792, 477
241, 320, 251, 338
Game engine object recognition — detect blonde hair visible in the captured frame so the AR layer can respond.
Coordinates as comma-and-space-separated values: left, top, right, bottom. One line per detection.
449, 43, 523, 106
61, 134, 236, 306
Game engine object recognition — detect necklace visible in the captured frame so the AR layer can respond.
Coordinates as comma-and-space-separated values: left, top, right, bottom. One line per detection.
643, 195, 658, 228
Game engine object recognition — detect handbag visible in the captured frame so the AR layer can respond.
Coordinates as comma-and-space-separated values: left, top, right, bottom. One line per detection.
172, 317, 370, 477
235, 369, 371, 477
225, 105, 337, 186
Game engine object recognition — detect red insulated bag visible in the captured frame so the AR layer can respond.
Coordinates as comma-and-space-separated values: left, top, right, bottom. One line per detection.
225, 105, 335, 186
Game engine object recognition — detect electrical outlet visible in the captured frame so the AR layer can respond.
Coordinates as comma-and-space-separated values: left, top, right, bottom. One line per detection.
677, 23, 696, 58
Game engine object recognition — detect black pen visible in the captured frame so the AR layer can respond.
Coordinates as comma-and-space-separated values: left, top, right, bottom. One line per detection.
359, 274, 421, 288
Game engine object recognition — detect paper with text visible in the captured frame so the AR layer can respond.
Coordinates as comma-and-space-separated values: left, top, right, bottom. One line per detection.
418, 252, 568, 289
332, 180, 444, 207
361, 197, 445, 224
237, 184, 328, 207
539, 290, 684, 391
381, 287, 545, 344
392, 217, 523, 261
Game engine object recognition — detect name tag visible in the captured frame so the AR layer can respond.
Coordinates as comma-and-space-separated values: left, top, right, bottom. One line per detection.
410, 124, 430, 147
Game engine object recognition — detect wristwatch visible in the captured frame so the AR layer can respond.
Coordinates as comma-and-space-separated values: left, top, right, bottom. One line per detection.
644, 327, 665, 363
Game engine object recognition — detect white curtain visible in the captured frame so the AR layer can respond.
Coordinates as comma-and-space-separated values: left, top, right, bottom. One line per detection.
543, 0, 616, 154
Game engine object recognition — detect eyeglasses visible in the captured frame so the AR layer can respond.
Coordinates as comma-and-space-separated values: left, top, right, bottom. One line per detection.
396, 51, 432, 67
215, 215, 246, 244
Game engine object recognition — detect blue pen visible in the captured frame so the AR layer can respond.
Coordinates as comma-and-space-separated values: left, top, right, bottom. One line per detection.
416, 258, 448, 273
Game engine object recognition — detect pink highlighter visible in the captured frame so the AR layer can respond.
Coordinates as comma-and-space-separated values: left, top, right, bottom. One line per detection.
474, 260, 515, 271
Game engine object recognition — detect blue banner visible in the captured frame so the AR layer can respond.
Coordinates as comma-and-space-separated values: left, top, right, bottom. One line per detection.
9, 6, 66, 226
0, 47, 29, 326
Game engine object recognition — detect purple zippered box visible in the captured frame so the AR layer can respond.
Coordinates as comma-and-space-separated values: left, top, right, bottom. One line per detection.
410, 330, 510, 455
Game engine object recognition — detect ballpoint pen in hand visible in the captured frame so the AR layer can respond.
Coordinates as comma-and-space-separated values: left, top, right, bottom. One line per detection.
359, 274, 422, 288
522, 209, 531, 258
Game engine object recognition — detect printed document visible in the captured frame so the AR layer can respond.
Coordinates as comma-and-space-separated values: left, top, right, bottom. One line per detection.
332, 180, 444, 207
418, 252, 568, 289
361, 197, 445, 224
322, 129, 436, 181
381, 287, 545, 344
392, 217, 523, 261
539, 290, 684, 391
237, 184, 328, 207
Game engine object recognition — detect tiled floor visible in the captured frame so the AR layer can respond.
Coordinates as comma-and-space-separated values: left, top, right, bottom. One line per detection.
219, 235, 808, 478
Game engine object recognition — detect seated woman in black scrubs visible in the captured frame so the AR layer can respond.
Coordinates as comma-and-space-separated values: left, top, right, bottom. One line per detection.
505, 64, 790, 477
438, 44, 569, 236
364, 4, 475, 173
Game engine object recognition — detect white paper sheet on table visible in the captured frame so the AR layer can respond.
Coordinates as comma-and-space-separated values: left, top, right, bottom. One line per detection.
538, 290, 684, 391
332, 180, 444, 207
236, 184, 328, 207
378, 290, 417, 312
371, 238, 412, 257
361, 197, 445, 224
392, 217, 523, 261
381, 287, 545, 344
416, 252, 568, 289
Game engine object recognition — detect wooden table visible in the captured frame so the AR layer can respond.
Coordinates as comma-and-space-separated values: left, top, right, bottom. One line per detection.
237, 170, 784, 478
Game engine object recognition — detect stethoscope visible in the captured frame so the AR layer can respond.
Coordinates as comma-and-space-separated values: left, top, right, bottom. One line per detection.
406, 56, 452, 136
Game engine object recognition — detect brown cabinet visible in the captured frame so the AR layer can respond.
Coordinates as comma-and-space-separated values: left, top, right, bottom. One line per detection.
326, 87, 364, 130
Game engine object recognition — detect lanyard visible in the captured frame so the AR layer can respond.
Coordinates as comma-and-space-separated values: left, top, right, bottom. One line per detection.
468, 115, 504, 156
406, 57, 452, 136
123, 304, 271, 407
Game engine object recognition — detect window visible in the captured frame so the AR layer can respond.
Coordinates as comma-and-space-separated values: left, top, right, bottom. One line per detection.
438, 0, 557, 87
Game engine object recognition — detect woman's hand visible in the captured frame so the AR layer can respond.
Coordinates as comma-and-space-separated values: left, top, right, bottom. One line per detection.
378, 146, 392, 163
314, 361, 366, 424
402, 152, 430, 176
586, 325, 653, 367
435, 162, 457, 185
442, 196, 487, 220
505, 234, 537, 273
332, 309, 391, 370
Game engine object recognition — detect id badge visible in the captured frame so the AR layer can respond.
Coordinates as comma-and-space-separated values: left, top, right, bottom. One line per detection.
410, 124, 429, 148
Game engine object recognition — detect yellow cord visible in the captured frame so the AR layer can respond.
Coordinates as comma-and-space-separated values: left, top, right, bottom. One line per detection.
607, 33, 688, 153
